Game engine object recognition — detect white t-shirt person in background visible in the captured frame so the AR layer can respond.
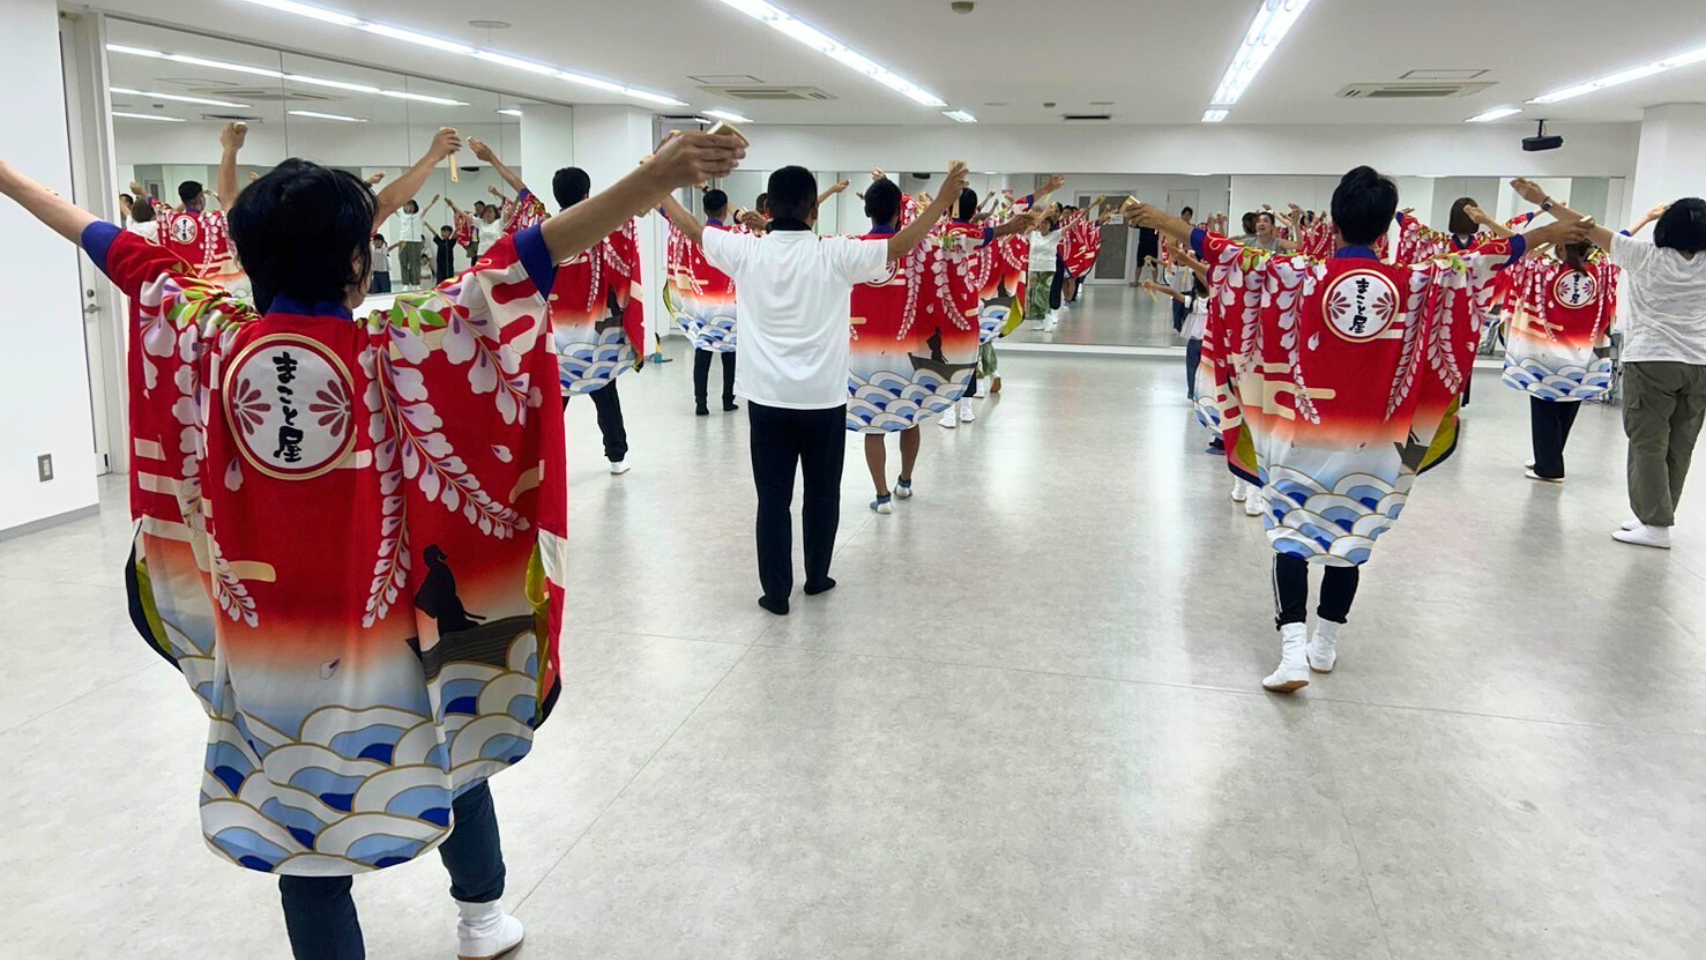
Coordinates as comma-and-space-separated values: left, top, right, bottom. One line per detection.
661, 162, 970, 615
1512, 179, 1706, 549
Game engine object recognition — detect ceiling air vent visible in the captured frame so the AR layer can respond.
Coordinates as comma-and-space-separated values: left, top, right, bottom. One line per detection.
1337, 81, 1495, 100
1062, 113, 1111, 122
697, 84, 836, 102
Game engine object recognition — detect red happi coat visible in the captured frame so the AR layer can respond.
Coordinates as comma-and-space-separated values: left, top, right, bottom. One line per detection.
502, 190, 550, 237
939, 214, 1028, 343
1061, 216, 1104, 279
1502, 252, 1618, 401
847, 227, 979, 432
91, 220, 567, 876
1197, 229, 1523, 565
664, 219, 742, 353
549, 219, 646, 395
161, 207, 233, 274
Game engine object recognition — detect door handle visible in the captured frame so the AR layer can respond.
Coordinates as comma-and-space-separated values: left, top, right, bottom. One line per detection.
83, 303, 101, 315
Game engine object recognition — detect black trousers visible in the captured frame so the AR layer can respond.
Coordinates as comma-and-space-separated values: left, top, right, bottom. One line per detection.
1048, 268, 1066, 311
1272, 553, 1360, 629
1530, 397, 1581, 480
1185, 337, 1203, 399
693, 348, 736, 405
749, 402, 845, 601
565, 380, 628, 463
280, 781, 504, 960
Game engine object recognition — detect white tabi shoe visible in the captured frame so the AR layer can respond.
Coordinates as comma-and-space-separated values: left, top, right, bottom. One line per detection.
1613, 523, 1672, 549
1231, 479, 1248, 503
609, 459, 631, 476
1262, 622, 1311, 693
959, 398, 977, 422
1244, 487, 1265, 518
455, 900, 524, 960
939, 404, 959, 429
1308, 620, 1341, 673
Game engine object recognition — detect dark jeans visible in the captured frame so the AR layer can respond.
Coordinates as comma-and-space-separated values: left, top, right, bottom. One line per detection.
1185, 337, 1203, 399
588, 379, 629, 463
368, 272, 391, 294
1529, 397, 1581, 480
1272, 554, 1360, 629
965, 372, 980, 399
693, 348, 736, 406
748, 402, 845, 601
1048, 268, 1065, 311
279, 781, 505, 960
1172, 298, 1188, 333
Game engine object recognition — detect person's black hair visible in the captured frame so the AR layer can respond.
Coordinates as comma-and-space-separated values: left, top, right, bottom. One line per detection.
439, 224, 453, 236
1654, 198, 1706, 254
404, 199, 419, 214
1330, 165, 1399, 246
178, 180, 203, 205
373, 232, 386, 244
1256, 211, 1276, 228
228, 158, 375, 313
1241, 211, 1258, 234
703, 188, 729, 217
765, 166, 818, 221
1559, 240, 1591, 273
1181, 205, 1195, 220
1191, 274, 1209, 298
1448, 196, 1479, 236
957, 187, 978, 221
132, 200, 155, 224
755, 192, 768, 213
865, 178, 901, 225
553, 166, 591, 209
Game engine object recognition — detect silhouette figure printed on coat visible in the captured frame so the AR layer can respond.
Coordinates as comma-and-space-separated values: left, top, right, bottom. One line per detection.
414, 545, 485, 636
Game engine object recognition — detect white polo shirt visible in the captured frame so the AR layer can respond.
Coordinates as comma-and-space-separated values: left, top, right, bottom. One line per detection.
701, 225, 890, 409
1611, 231, 1706, 365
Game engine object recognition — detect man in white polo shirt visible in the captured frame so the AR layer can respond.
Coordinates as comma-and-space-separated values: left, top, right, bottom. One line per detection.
663, 162, 969, 614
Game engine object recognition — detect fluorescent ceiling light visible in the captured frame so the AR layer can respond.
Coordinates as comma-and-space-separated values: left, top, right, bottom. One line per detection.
105, 44, 164, 58
497, 108, 524, 117
1465, 105, 1521, 122
704, 109, 752, 123
289, 109, 366, 122
233, 0, 360, 27
943, 109, 976, 123
710, 0, 945, 107
475, 50, 559, 75
285, 74, 380, 94
1210, 0, 1315, 106
110, 87, 252, 108
165, 54, 284, 79
559, 72, 625, 93
113, 111, 185, 122
1202, 109, 1228, 122
360, 23, 474, 55
378, 90, 471, 106
623, 88, 688, 106
1529, 43, 1706, 103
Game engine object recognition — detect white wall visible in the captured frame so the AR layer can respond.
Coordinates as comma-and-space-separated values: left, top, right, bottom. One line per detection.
736, 121, 1641, 180
0, 0, 100, 533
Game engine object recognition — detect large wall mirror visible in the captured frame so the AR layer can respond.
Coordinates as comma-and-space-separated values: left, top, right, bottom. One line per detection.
108, 20, 549, 298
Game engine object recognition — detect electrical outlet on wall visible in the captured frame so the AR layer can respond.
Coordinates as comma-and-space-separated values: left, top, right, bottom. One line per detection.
37, 454, 53, 482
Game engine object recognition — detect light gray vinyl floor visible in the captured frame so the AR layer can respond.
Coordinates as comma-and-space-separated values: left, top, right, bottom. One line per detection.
3, 344, 1703, 959
1004, 282, 1180, 347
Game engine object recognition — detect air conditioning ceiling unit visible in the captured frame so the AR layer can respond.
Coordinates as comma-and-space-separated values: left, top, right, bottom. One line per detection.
697, 85, 836, 102
1337, 81, 1496, 99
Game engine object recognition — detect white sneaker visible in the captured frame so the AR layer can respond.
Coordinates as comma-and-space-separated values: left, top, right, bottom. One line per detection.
1622, 518, 1643, 532
1244, 487, 1265, 518
1030, 318, 1045, 330
1526, 459, 1536, 469
1525, 468, 1562, 483
1613, 523, 1672, 549
609, 459, 631, 476
1308, 620, 1340, 673
894, 480, 914, 500
1045, 310, 1059, 331
1262, 623, 1311, 692
456, 900, 524, 960
1231, 479, 1248, 503
939, 405, 958, 429
959, 398, 977, 422
870, 496, 893, 515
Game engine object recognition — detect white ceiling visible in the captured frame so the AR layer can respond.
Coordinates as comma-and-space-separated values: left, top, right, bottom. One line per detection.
92, 0, 1706, 127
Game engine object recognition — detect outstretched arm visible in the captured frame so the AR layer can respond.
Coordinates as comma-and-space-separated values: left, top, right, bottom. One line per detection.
216, 122, 245, 210
0, 161, 98, 244
540, 131, 744, 264
817, 179, 851, 205
659, 191, 704, 246
1465, 204, 1515, 239
1032, 173, 1066, 207
375, 128, 462, 231
1628, 202, 1669, 236
887, 163, 968, 260
1123, 201, 1196, 247
1510, 178, 1613, 248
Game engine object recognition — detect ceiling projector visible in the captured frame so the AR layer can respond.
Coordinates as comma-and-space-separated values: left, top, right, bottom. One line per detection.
1523, 120, 1563, 152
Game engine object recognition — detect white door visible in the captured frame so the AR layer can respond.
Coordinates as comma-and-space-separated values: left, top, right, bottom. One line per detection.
1075, 193, 1130, 284
1165, 188, 1200, 222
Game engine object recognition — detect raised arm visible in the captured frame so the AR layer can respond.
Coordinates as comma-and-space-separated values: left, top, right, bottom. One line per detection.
817, 179, 851, 205
887, 162, 968, 260
0, 160, 99, 244
540, 131, 743, 264
1032, 173, 1067, 208
1629, 202, 1669, 236
659, 191, 705, 246
216, 122, 244, 210
374, 127, 462, 231
1511, 178, 1613, 248
1465, 204, 1516, 239
1123, 201, 1196, 247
